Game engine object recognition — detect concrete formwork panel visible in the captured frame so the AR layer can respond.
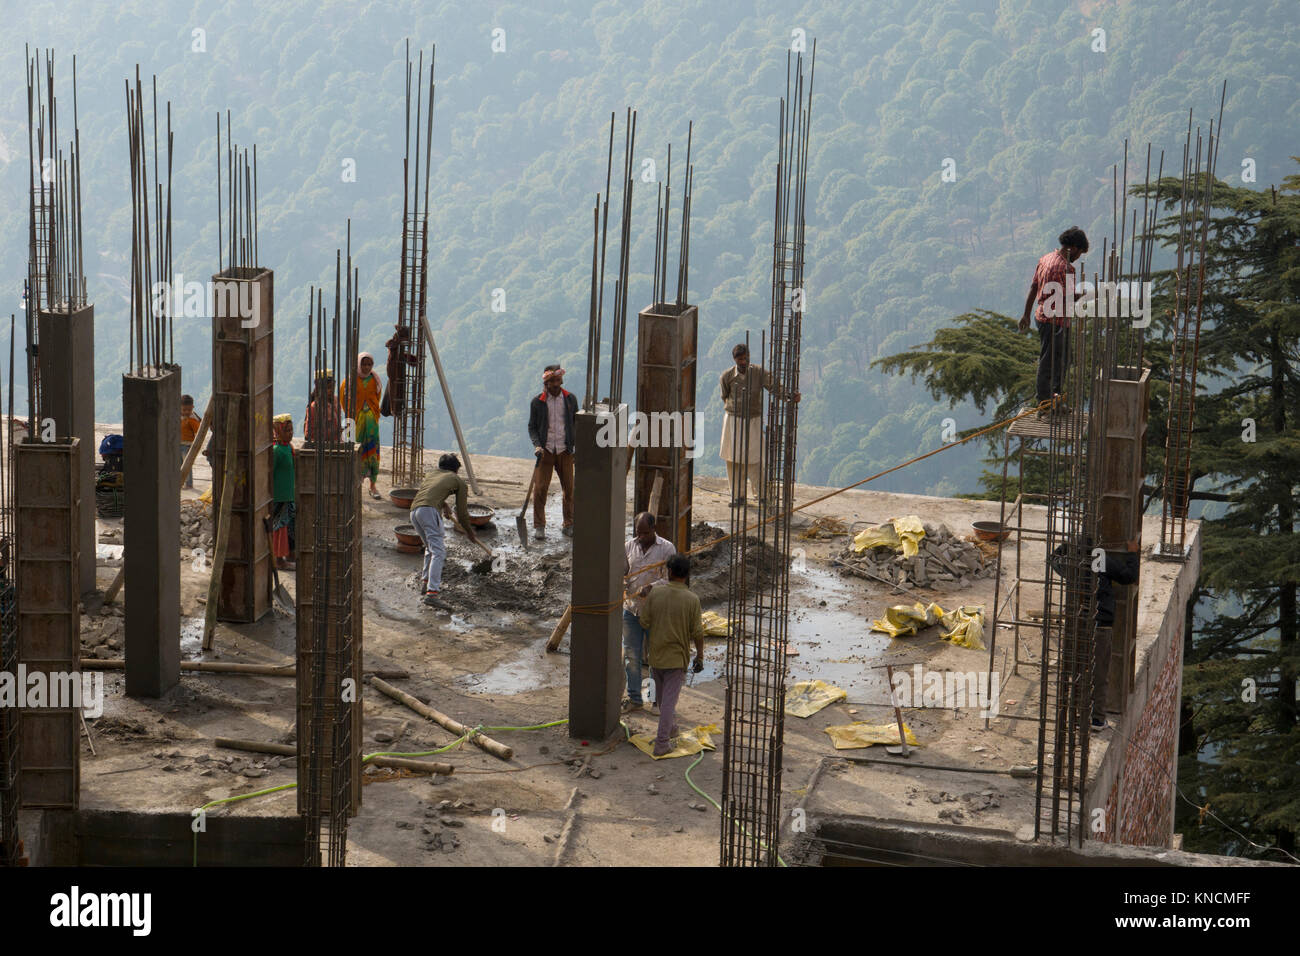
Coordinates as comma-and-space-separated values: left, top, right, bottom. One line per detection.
569, 407, 628, 741
635, 304, 697, 549
122, 369, 181, 698
37, 303, 96, 596
1100, 367, 1150, 712
211, 267, 274, 623
295, 444, 362, 816
14, 439, 81, 809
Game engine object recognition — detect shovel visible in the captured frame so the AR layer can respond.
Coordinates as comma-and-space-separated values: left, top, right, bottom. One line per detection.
884, 663, 911, 757
262, 516, 295, 617
516, 453, 542, 550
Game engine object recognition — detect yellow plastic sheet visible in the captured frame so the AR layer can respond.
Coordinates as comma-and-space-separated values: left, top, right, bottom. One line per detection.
940, 605, 986, 650
870, 601, 946, 638
630, 724, 718, 760
199, 487, 213, 504
762, 679, 848, 718
700, 611, 731, 637
851, 515, 926, 558
824, 721, 920, 750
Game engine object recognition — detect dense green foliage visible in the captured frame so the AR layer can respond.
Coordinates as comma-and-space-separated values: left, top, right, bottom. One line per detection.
1, 0, 1296, 496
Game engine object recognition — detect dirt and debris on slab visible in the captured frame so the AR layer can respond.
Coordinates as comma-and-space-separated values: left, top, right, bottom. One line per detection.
833, 520, 997, 591
687, 521, 785, 606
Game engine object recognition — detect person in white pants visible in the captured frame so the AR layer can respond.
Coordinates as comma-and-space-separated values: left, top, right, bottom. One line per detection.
408, 453, 479, 612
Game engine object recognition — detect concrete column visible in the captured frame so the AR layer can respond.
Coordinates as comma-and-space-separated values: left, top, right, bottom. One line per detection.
635, 304, 698, 550
37, 303, 96, 596
211, 268, 274, 622
295, 444, 363, 818
122, 369, 181, 698
15, 438, 82, 808
568, 405, 629, 741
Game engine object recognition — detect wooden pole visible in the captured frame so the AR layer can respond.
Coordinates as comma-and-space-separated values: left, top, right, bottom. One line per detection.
203, 396, 240, 650
419, 313, 480, 495
216, 736, 295, 755
369, 755, 454, 775
370, 676, 513, 761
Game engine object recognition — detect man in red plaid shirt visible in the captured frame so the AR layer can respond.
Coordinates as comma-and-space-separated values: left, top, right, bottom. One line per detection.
1019, 226, 1089, 417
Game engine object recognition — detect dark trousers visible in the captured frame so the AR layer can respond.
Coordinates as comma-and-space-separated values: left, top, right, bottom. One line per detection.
1092, 625, 1113, 719
1036, 321, 1070, 403
651, 667, 686, 755
534, 449, 574, 527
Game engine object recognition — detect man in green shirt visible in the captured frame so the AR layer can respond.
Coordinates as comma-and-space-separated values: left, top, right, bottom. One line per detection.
409, 453, 481, 611
638, 554, 706, 756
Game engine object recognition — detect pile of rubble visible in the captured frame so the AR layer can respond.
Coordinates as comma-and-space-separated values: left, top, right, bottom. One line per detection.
81, 603, 124, 659
835, 520, 996, 591
180, 499, 214, 558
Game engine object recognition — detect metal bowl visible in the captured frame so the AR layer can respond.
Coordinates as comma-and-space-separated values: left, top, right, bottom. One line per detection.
389, 487, 418, 509
467, 503, 495, 528
972, 520, 1010, 542
394, 524, 422, 547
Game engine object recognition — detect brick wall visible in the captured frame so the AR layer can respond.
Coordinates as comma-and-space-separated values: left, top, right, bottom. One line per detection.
1096, 628, 1182, 846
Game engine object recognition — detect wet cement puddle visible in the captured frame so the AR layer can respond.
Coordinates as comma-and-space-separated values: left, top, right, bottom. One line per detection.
455, 561, 893, 702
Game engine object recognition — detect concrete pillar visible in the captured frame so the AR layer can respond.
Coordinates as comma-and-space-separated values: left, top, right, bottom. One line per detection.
15, 438, 81, 808
568, 405, 629, 741
37, 303, 96, 596
211, 268, 274, 622
295, 444, 363, 817
122, 369, 181, 698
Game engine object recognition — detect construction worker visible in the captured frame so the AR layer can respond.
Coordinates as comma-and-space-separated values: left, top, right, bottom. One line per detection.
1050, 532, 1140, 732
528, 364, 577, 540
639, 553, 706, 757
1019, 226, 1090, 418
719, 344, 798, 506
622, 512, 677, 714
180, 394, 202, 489
409, 453, 481, 612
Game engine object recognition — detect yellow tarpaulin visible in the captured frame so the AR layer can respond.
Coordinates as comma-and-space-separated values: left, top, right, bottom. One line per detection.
870, 601, 946, 638
851, 514, 926, 558
940, 605, 986, 650
700, 611, 731, 637
824, 721, 920, 750
630, 724, 718, 760
762, 679, 848, 718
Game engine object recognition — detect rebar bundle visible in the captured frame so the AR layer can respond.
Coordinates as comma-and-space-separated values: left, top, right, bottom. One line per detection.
301, 224, 362, 868
720, 45, 814, 867
216, 110, 259, 272
391, 40, 434, 486
584, 108, 637, 411
25, 46, 86, 425
124, 66, 174, 377
1157, 84, 1225, 560
650, 122, 694, 311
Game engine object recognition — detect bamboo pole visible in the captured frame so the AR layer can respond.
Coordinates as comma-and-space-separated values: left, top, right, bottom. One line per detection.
213, 737, 452, 774
81, 659, 409, 679
419, 313, 480, 495
180, 395, 213, 486
370, 676, 513, 760
203, 396, 240, 650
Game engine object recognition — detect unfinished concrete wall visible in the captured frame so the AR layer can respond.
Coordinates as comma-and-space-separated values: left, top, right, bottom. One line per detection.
37, 303, 96, 596
14, 439, 81, 809
569, 407, 628, 740
211, 267, 274, 622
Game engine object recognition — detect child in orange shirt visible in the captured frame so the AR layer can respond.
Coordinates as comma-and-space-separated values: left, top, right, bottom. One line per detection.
180, 394, 202, 489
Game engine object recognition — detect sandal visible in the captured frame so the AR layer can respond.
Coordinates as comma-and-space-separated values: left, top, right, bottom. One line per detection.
369, 489, 383, 500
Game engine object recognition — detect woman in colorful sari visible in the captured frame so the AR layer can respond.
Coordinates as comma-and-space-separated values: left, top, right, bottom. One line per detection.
341, 352, 383, 499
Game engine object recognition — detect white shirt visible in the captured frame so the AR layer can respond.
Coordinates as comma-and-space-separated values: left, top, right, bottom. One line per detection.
546, 392, 566, 453
624, 534, 677, 613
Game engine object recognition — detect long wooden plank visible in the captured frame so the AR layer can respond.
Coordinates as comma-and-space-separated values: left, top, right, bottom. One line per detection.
419, 314, 480, 496
203, 397, 240, 650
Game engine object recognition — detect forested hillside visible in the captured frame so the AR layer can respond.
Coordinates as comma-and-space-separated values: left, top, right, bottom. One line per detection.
1, 0, 1296, 492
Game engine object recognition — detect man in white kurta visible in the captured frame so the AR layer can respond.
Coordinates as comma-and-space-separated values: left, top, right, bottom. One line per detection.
718, 343, 798, 506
